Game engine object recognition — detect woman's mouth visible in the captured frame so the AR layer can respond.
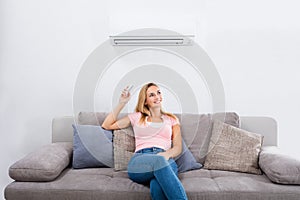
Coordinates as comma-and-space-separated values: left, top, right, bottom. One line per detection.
154, 100, 161, 104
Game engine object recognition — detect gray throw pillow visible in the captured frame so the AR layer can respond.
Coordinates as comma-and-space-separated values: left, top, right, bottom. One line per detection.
175, 140, 203, 173
259, 146, 300, 185
9, 142, 72, 182
72, 124, 114, 168
204, 120, 263, 174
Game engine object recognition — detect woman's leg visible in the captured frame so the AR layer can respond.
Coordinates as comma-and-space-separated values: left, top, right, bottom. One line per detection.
150, 178, 167, 200
153, 158, 187, 200
149, 158, 179, 200
127, 153, 156, 183
128, 153, 166, 199
128, 154, 188, 200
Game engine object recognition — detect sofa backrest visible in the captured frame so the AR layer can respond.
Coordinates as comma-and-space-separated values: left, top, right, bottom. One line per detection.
52, 113, 277, 147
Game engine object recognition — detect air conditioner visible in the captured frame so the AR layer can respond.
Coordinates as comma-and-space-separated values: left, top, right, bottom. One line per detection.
110, 35, 194, 46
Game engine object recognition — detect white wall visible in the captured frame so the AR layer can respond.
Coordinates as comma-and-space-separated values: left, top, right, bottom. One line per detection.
1, 0, 300, 198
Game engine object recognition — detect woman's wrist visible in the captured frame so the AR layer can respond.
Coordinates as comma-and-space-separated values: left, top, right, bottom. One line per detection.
119, 101, 127, 108
166, 151, 173, 159
118, 100, 128, 105
159, 151, 173, 160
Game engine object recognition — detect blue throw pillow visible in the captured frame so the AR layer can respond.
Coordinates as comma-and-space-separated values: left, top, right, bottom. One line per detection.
72, 124, 114, 169
175, 140, 202, 173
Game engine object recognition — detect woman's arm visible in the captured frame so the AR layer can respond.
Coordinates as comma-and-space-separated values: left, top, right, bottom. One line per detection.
101, 102, 131, 130
101, 87, 131, 130
158, 124, 182, 160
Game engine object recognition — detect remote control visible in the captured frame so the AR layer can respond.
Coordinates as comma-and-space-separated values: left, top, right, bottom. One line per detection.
126, 85, 134, 95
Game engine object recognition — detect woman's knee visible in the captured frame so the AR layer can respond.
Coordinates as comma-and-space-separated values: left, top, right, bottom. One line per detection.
128, 171, 153, 184
153, 155, 170, 170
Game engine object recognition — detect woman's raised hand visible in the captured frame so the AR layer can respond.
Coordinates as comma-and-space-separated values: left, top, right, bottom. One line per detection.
119, 85, 132, 104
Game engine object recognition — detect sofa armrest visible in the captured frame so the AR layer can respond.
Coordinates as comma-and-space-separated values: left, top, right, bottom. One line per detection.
259, 146, 300, 185
9, 142, 73, 182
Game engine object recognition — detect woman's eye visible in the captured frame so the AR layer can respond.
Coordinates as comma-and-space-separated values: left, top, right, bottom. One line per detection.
157, 91, 161, 95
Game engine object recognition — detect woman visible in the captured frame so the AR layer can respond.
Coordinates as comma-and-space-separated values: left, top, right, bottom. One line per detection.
102, 82, 188, 200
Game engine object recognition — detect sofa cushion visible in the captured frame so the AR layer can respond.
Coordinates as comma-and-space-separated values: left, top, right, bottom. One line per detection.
177, 112, 240, 164
77, 111, 108, 126
72, 124, 114, 168
204, 120, 263, 174
259, 146, 300, 185
113, 126, 135, 171
6, 167, 300, 200
9, 142, 72, 182
77, 111, 127, 126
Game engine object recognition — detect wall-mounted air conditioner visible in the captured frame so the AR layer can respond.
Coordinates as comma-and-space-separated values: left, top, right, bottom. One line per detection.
110, 35, 194, 46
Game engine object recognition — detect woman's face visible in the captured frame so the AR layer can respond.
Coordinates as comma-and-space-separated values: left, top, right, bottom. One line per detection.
145, 85, 162, 108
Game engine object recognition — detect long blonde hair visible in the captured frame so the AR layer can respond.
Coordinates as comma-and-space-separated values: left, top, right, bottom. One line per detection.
135, 82, 178, 124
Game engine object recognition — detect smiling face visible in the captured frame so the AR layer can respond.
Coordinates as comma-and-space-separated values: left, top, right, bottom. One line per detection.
145, 85, 162, 108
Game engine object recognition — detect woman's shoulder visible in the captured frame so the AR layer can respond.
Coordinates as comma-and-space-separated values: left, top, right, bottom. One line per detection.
162, 112, 178, 119
127, 112, 142, 123
128, 112, 141, 117
163, 113, 180, 125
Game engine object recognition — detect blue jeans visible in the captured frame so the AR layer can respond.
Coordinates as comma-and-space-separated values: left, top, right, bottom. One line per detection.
127, 147, 188, 200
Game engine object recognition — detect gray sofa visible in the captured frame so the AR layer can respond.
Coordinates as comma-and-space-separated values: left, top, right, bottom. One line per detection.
4, 113, 300, 200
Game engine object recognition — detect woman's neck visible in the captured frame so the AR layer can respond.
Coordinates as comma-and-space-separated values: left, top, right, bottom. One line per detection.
149, 107, 162, 118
